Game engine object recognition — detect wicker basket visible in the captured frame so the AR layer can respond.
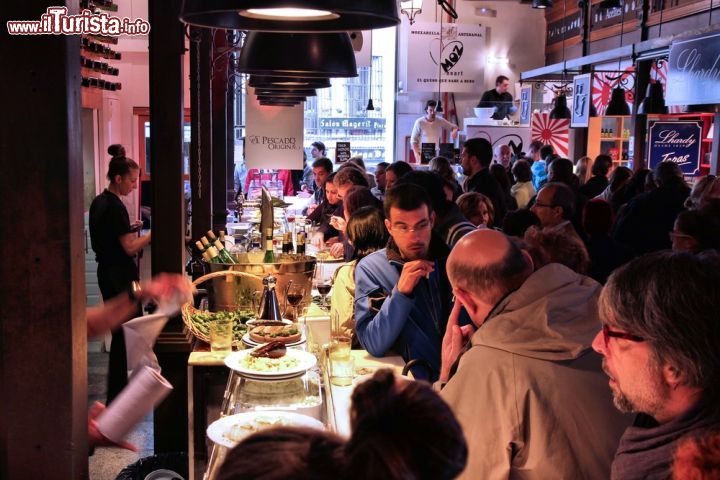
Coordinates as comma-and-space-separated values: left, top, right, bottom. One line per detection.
182, 270, 262, 346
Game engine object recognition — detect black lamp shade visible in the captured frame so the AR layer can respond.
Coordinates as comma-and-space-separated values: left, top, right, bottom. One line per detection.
237, 32, 357, 78
257, 95, 306, 102
254, 88, 317, 97
605, 87, 631, 115
180, 0, 399, 32
549, 93, 571, 119
638, 81, 668, 115
248, 75, 331, 89
532, 0, 553, 8
259, 100, 302, 106
599, 0, 622, 8
366, 98, 375, 111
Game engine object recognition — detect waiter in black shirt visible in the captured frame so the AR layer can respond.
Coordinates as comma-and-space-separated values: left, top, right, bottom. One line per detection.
89, 155, 152, 404
478, 75, 517, 120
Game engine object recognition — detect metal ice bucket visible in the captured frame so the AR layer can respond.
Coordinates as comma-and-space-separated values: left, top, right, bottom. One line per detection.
204, 255, 317, 315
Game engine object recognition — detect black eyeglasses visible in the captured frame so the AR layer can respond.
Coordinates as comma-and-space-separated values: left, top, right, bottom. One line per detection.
602, 324, 645, 349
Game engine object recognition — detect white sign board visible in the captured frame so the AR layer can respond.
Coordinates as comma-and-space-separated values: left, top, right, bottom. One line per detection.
245, 87, 304, 170
406, 22, 486, 93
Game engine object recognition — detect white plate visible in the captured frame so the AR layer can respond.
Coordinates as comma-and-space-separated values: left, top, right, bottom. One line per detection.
241, 332, 306, 348
207, 411, 325, 449
224, 349, 317, 379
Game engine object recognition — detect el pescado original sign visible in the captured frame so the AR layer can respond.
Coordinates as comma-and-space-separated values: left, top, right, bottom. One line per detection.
406, 22, 486, 93
245, 87, 304, 170
647, 121, 702, 176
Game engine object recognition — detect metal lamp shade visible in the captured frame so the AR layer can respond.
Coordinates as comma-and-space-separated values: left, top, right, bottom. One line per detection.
532, 0, 553, 9
259, 100, 302, 106
254, 88, 317, 97
637, 81, 668, 115
257, 95, 307, 102
549, 93, 571, 119
248, 75, 331, 89
180, 0, 399, 32
237, 32, 357, 78
605, 87, 630, 115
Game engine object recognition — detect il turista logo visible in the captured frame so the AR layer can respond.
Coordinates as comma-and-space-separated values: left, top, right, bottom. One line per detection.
248, 135, 299, 151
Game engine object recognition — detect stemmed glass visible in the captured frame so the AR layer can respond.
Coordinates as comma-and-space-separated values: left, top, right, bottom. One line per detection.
286, 284, 305, 322
314, 258, 332, 310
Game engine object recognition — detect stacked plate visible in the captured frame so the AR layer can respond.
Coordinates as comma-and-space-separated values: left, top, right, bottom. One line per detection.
241, 332, 307, 348
224, 349, 317, 381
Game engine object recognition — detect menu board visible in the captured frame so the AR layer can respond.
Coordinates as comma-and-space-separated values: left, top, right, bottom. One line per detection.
421, 143, 437, 164
439, 143, 455, 160
335, 142, 351, 164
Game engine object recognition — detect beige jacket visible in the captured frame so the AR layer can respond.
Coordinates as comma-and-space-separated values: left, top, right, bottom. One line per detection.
441, 264, 631, 480
330, 261, 356, 337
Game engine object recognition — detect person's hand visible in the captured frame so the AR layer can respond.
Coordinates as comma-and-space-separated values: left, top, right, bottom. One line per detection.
440, 302, 476, 382
451, 129, 458, 140
325, 237, 339, 245
329, 215, 346, 232
306, 204, 318, 216
329, 242, 344, 258
139, 273, 195, 304
397, 260, 435, 296
88, 402, 137, 452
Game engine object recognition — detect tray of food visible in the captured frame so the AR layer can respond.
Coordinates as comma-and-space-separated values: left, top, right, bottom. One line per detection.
224, 341, 317, 380
181, 307, 255, 347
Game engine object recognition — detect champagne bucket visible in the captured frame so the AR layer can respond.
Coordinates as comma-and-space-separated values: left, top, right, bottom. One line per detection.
204, 255, 317, 315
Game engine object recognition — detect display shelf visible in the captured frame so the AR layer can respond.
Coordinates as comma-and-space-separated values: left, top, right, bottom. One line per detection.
588, 116, 635, 165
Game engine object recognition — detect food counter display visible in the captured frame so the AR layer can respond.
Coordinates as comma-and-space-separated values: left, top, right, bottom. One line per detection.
463, 118, 533, 156
187, 332, 406, 480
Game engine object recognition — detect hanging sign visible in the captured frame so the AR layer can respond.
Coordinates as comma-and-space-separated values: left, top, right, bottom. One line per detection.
245, 87, 304, 170
647, 121, 702, 176
519, 85, 533, 126
335, 142, 351, 164
666, 31, 720, 106
531, 112, 569, 158
406, 22, 486, 93
571, 73, 592, 128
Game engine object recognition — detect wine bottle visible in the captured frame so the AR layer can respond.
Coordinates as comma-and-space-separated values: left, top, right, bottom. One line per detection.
206, 245, 222, 263
296, 231, 306, 255
213, 239, 237, 264
195, 240, 207, 255
200, 236, 212, 252
263, 227, 276, 263
219, 230, 226, 243
282, 232, 293, 254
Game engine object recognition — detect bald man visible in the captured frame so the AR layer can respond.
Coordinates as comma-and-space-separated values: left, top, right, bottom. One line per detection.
439, 230, 630, 480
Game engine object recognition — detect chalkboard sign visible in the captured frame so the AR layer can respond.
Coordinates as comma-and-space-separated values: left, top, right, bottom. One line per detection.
421, 143, 437, 164
647, 121, 702, 177
335, 141, 351, 163
439, 143, 455, 160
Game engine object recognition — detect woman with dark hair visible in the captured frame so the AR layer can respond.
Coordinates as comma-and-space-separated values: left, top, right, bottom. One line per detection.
329, 186, 384, 260
430, 156, 461, 200
671, 209, 720, 253
345, 369, 468, 480
89, 156, 152, 404
510, 159, 536, 208
306, 171, 342, 242
457, 192, 494, 228
385, 161, 413, 190
330, 206, 388, 339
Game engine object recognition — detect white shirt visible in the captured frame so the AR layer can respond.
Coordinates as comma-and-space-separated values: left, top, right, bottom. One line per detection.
411, 115, 457, 159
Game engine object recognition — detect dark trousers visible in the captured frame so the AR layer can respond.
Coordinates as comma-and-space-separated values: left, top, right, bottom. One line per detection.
97, 261, 141, 405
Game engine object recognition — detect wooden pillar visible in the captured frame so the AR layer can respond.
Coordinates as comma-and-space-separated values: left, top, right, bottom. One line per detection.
190, 27, 213, 243
0, 2, 87, 478
148, 0, 193, 454
211, 31, 230, 233
711, 112, 720, 175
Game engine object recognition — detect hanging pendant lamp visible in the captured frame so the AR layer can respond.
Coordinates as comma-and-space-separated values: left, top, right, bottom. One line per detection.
637, 81, 668, 115
605, 87, 631, 115
257, 95, 307, 102
248, 75, 331, 89
259, 100, 302, 106
254, 88, 317, 97
238, 32, 357, 78
549, 93, 572, 119
180, 0, 399, 32
532, 0, 553, 9
366, 98, 375, 111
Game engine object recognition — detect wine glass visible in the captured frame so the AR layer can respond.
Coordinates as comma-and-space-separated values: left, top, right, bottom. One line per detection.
286, 284, 305, 322
315, 276, 332, 310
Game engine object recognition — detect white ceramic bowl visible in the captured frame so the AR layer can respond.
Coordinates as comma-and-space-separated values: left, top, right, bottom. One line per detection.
474, 107, 496, 118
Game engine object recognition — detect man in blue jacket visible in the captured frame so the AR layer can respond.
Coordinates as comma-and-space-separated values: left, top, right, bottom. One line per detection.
354, 183, 455, 380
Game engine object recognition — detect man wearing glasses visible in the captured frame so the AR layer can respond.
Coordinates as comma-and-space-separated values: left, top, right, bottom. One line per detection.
354, 183, 459, 381
592, 251, 720, 479
439, 229, 629, 479
531, 182, 582, 239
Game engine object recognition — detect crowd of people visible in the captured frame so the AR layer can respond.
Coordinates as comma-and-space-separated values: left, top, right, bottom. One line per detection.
228, 139, 720, 479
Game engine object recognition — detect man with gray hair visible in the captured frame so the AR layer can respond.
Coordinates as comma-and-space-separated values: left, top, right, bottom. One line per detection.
439, 229, 629, 479
592, 251, 720, 479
